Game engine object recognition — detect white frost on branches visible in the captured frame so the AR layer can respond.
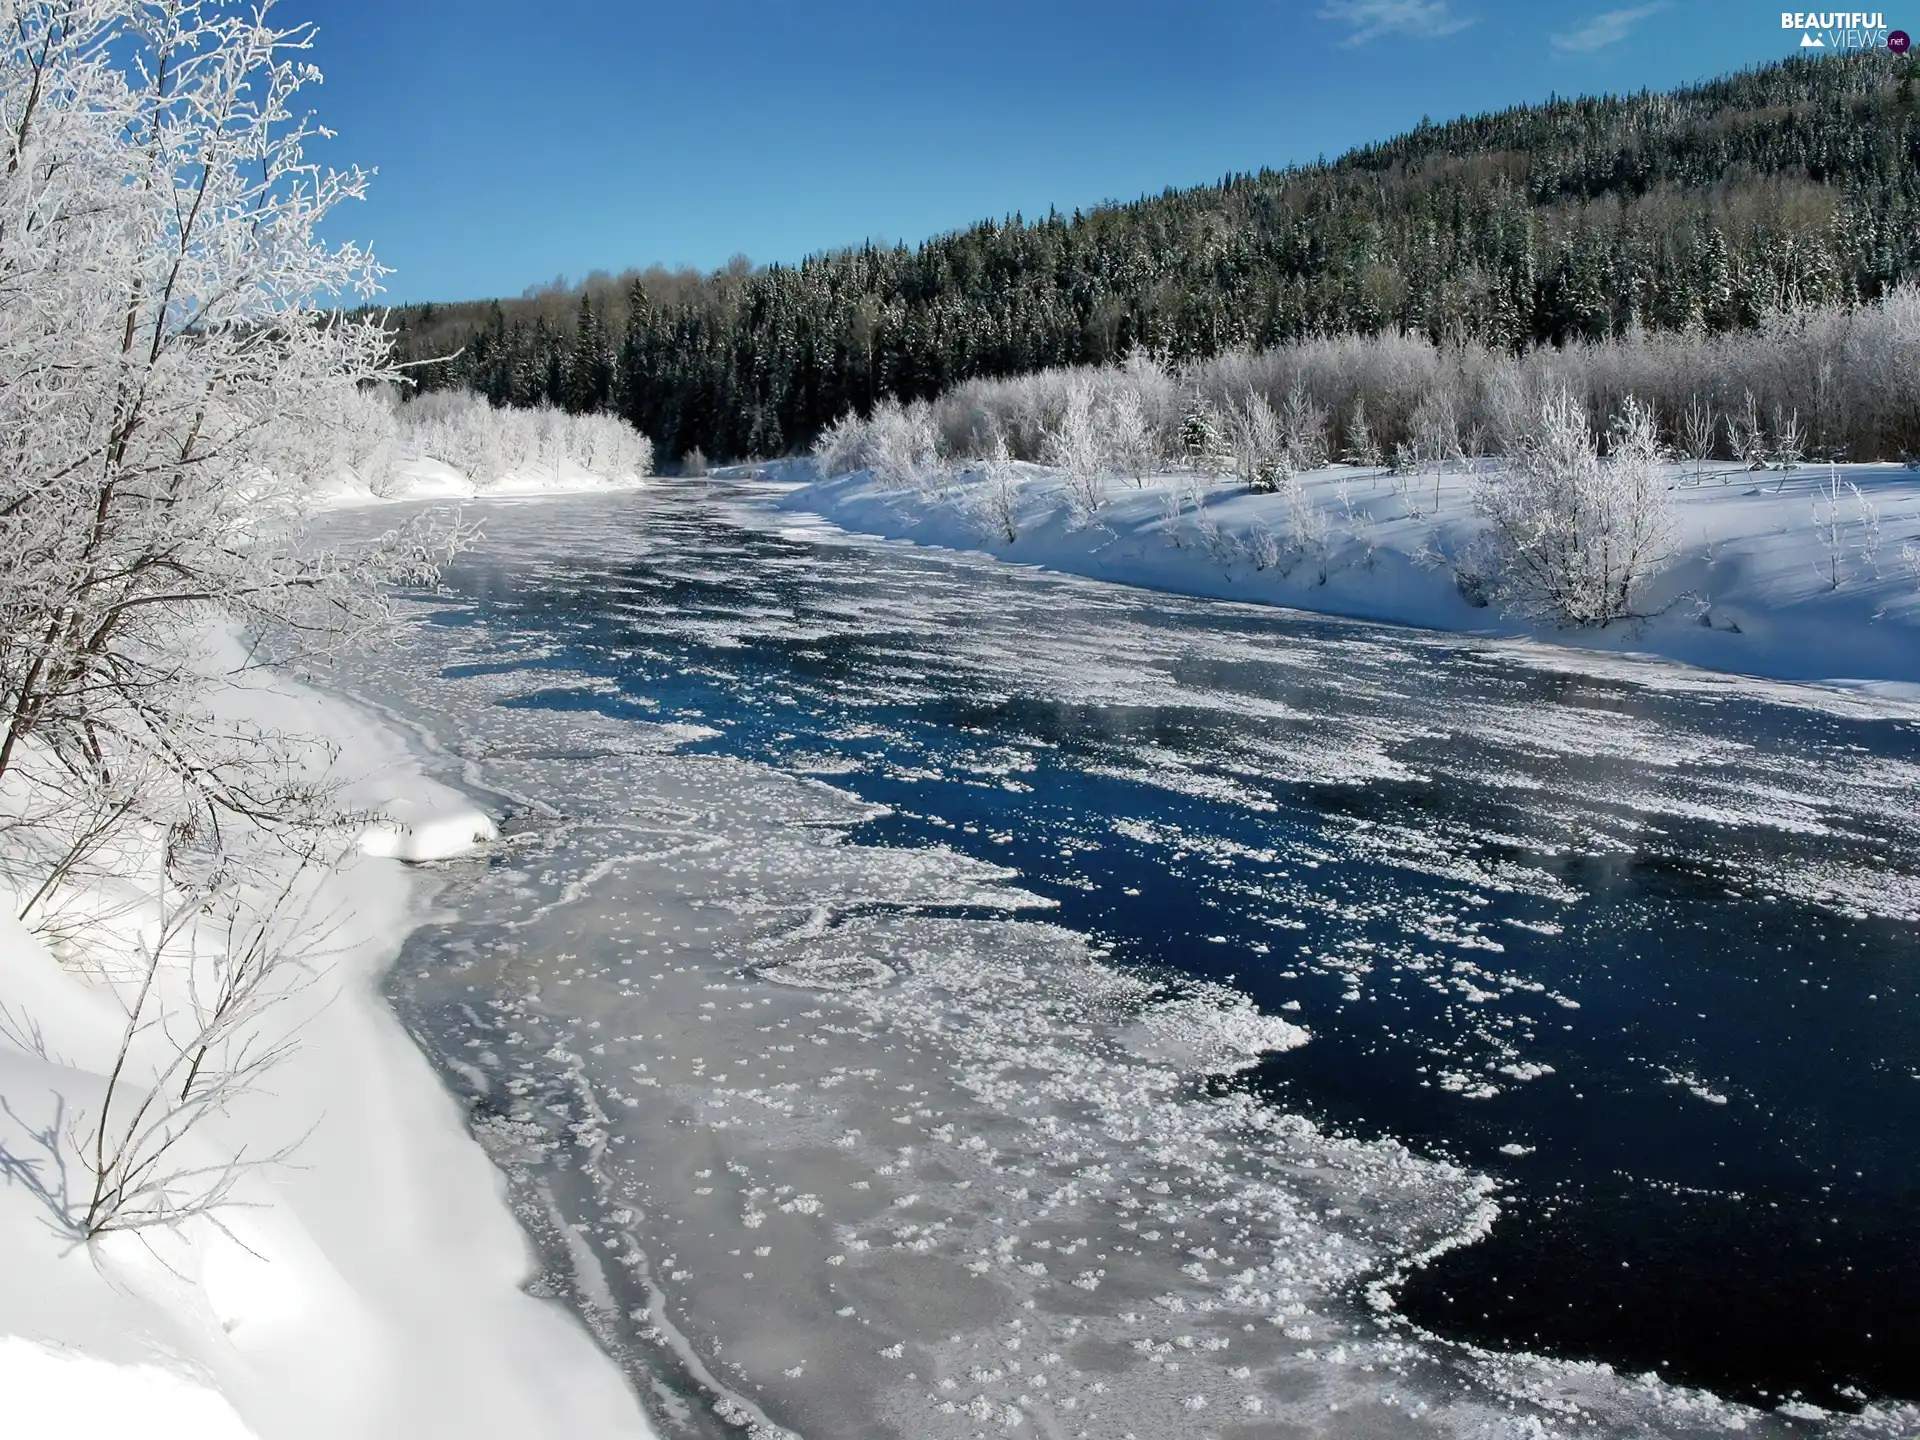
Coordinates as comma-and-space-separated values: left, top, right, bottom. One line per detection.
0, 0, 463, 1237
335, 387, 653, 497
969, 427, 1021, 544
0, 0, 440, 781
1475, 390, 1677, 627
1045, 380, 1108, 521
810, 396, 938, 490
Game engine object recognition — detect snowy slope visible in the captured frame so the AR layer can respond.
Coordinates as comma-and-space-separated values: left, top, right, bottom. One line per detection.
781, 460, 1920, 689
0, 654, 654, 1440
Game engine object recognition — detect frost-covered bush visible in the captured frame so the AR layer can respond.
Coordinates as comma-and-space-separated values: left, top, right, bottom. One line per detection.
1477, 391, 1676, 627
330, 386, 409, 496
1046, 381, 1108, 518
574, 408, 654, 480
812, 411, 872, 478
929, 354, 1181, 470
971, 429, 1021, 543
871, 398, 941, 489
811, 397, 941, 487
389, 388, 491, 482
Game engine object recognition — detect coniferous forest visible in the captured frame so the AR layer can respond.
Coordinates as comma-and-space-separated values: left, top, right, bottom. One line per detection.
385, 51, 1920, 464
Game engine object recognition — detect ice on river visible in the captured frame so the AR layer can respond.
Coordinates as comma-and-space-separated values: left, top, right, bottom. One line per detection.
370, 668, 1502, 1436
318, 489, 1920, 1439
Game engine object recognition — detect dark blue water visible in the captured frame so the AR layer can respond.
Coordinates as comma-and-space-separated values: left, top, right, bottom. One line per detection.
382, 483, 1920, 1415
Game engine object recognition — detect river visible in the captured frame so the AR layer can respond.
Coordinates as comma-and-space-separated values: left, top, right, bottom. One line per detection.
324, 480, 1920, 1439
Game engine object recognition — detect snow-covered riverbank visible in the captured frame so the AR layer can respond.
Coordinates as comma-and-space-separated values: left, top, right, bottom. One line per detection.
781, 460, 1920, 689
310, 454, 649, 509
0, 650, 653, 1440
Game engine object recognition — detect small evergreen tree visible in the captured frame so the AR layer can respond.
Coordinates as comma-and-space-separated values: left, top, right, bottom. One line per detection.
1343, 398, 1384, 467
1180, 399, 1223, 474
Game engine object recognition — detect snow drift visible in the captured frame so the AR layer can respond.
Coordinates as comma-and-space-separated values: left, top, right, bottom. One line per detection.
0, 661, 651, 1440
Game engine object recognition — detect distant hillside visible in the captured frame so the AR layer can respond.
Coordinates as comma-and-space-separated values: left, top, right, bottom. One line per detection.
386, 51, 1920, 463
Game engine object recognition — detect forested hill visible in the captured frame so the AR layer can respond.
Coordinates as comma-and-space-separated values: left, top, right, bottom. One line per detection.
387, 51, 1920, 463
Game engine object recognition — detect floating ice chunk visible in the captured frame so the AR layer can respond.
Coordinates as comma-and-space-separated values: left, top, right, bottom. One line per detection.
1121, 991, 1309, 1073
1496, 1061, 1555, 1081
655, 722, 723, 745
1660, 1069, 1731, 1105
1437, 1071, 1501, 1099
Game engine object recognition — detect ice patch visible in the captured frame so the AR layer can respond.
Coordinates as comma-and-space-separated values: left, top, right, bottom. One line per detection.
751, 955, 899, 990
1123, 991, 1309, 1073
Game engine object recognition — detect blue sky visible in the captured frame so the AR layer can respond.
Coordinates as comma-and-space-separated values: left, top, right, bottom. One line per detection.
298, 2, 1879, 302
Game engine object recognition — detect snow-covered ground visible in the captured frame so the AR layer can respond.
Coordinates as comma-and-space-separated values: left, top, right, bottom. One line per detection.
0, 641, 653, 1440
311, 454, 648, 509
781, 460, 1920, 689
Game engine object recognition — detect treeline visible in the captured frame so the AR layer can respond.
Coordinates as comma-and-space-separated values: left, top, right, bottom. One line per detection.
814, 284, 1920, 485
386, 51, 1920, 464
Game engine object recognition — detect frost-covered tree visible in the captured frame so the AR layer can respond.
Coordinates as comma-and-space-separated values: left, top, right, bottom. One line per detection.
1679, 394, 1718, 482
1045, 380, 1106, 519
1342, 398, 1383, 468
1179, 397, 1226, 476
0, 0, 457, 1234
1771, 404, 1806, 473
1727, 391, 1768, 469
0, 0, 443, 794
1409, 389, 1462, 513
1106, 388, 1155, 487
1477, 391, 1676, 627
1228, 392, 1289, 494
1278, 380, 1329, 472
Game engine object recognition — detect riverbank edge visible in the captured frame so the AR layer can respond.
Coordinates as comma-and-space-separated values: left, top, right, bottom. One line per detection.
0, 654, 656, 1440
773, 462, 1920, 695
